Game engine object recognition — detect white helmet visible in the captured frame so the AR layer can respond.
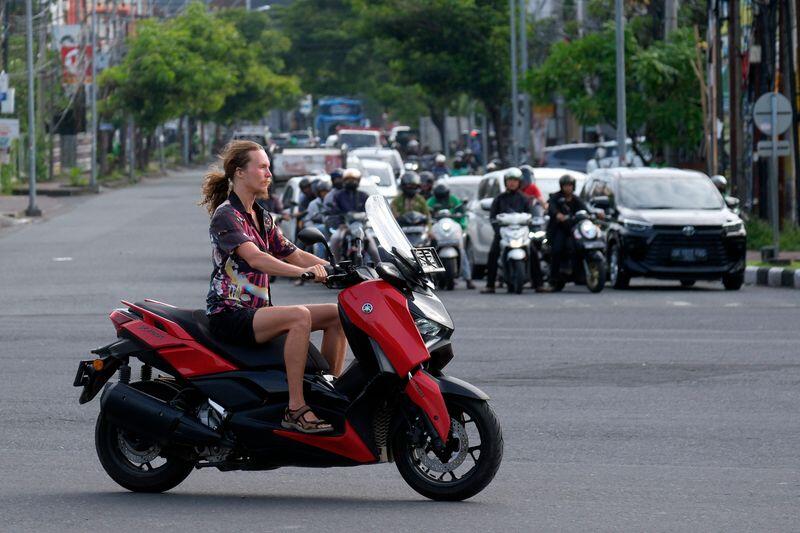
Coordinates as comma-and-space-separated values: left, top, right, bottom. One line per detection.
435, 154, 446, 164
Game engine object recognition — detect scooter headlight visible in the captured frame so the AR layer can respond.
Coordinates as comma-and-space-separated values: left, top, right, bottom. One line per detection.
509, 238, 524, 248
414, 317, 444, 347
440, 221, 453, 232
579, 220, 598, 239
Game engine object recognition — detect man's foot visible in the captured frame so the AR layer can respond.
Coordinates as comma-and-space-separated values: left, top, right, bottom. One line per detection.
465, 279, 476, 290
480, 286, 495, 294
282, 405, 333, 434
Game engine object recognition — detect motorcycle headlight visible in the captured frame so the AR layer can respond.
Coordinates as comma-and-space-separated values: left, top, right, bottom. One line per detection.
509, 238, 524, 247
622, 218, 652, 232
723, 220, 744, 234
415, 317, 443, 347
579, 220, 598, 239
441, 221, 453, 232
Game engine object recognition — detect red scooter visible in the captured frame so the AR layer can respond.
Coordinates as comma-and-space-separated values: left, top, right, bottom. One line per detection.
73, 196, 502, 501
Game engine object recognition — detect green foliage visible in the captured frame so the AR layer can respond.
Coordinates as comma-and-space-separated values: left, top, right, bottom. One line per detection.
100, 3, 299, 130
745, 218, 800, 251
528, 25, 703, 157
68, 167, 87, 187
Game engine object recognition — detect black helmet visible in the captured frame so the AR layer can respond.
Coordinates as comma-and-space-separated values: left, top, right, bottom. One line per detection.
710, 174, 727, 194
559, 174, 576, 188
299, 177, 311, 189
330, 168, 345, 189
400, 171, 421, 189
313, 180, 331, 195
433, 183, 450, 201
330, 168, 344, 180
419, 171, 435, 186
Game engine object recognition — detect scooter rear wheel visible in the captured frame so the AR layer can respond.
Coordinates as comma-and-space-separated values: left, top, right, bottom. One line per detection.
393, 397, 503, 501
95, 381, 194, 493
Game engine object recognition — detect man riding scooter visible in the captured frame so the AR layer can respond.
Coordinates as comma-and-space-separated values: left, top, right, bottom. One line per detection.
428, 183, 476, 289
481, 168, 546, 294
547, 174, 593, 287
327, 169, 378, 263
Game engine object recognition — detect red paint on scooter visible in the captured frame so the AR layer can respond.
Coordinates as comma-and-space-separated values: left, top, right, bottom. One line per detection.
406, 370, 451, 442
338, 280, 430, 376
274, 421, 377, 463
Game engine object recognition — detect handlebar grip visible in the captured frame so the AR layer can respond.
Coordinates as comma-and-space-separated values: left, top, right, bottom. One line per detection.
301, 271, 315, 281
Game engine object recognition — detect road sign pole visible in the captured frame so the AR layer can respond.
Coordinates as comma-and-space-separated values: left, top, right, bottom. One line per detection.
90, 0, 98, 191
770, 94, 780, 253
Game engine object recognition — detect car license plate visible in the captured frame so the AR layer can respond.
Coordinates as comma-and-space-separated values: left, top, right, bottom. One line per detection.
671, 248, 708, 262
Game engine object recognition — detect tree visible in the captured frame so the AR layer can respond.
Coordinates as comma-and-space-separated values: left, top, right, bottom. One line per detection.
528, 25, 703, 160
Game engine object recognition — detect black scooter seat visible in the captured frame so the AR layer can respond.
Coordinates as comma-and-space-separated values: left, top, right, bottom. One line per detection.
133, 301, 329, 373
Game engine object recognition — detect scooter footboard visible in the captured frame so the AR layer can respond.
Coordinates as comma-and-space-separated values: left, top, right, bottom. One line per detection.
405, 370, 450, 442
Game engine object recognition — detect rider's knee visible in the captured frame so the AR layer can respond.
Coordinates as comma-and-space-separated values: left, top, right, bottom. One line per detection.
290, 306, 312, 330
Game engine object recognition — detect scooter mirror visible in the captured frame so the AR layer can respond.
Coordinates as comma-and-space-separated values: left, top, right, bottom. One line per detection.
297, 227, 336, 265
479, 198, 493, 211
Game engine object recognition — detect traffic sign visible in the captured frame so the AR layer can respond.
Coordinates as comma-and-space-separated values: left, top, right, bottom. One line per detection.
757, 140, 791, 157
753, 93, 793, 135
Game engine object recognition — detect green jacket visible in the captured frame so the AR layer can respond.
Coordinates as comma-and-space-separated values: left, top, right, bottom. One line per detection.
391, 194, 431, 222
428, 195, 467, 230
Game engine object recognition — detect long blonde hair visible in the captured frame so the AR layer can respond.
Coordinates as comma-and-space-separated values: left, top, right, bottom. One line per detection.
200, 140, 263, 215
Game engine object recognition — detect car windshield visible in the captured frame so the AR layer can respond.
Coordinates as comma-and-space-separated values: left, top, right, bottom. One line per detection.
446, 182, 479, 202
619, 176, 723, 210
366, 165, 394, 186
339, 133, 378, 148
366, 195, 414, 261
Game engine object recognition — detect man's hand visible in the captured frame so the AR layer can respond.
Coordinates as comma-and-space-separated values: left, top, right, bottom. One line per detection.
556, 213, 567, 222
305, 264, 328, 282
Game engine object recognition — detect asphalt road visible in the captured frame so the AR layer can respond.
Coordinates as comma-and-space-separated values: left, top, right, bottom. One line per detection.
1, 170, 798, 532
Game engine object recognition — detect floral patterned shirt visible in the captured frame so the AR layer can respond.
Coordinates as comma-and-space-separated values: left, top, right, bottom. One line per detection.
206, 192, 296, 315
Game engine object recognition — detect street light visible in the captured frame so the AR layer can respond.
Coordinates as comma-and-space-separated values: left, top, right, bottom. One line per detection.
24, 0, 40, 216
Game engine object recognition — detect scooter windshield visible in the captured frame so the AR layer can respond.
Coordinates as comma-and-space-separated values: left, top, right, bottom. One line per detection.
365, 194, 415, 262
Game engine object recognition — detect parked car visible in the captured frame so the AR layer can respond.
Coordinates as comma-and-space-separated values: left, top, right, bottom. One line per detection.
585, 138, 648, 173
350, 147, 404, 177
466, 169, 586, 277
542, 143, 597, 172
582, 168, 747, 290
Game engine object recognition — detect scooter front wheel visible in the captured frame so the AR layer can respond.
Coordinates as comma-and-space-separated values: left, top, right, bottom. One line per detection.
393, 397, 503, 501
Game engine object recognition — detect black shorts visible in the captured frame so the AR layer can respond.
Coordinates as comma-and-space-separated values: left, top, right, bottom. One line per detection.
208, 307, 258, 346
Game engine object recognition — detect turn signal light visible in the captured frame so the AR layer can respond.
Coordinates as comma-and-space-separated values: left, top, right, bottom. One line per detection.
92, 359, 105, 371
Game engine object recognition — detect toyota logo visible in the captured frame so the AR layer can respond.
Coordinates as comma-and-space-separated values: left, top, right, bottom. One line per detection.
682, 225, 696, 237
361, 303, 373, 314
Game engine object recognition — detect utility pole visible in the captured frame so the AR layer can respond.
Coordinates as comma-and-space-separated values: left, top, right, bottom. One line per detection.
664, 0, 678, 165
614, 0, 627, 166
509, 0, 519, 164
90, 0, 98, 190
24, 0, 40, 216
728, 0, 743, 198
519, 0, 530, 162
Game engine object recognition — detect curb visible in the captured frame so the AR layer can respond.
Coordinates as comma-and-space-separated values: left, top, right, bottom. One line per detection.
744, 266, 800, 289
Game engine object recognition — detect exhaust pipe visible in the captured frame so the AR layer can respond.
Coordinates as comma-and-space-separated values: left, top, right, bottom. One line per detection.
100, 382, 221, 446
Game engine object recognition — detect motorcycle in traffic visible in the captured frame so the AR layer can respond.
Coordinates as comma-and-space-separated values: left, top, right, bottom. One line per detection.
539, 210, 607, 293
396, 211, 430, 248
494, 212, 533, 294
430, 209, 463, 291
73, 195, 503, 501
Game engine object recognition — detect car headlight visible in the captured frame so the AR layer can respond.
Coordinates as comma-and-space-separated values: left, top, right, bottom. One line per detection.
415, 317, 443, 347
723, 220, 744, 234
622, 218, 652, 232
579, 220, 598, 239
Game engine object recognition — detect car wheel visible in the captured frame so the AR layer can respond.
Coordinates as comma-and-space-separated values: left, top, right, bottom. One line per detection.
722, 272, 744, 291
680, 280, 696, 288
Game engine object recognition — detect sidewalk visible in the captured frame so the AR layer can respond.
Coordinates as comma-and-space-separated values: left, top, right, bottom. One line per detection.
745, 250, 800, 289
0, 194, 69, 228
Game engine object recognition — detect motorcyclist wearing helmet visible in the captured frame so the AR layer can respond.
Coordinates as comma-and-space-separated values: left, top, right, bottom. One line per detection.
519, 165, 546, 206
450, 155, 469, 176
428, 183, 475, 289
710, 174, 727, 196
391, 171, 431, 222
547, 173, 590, 285
481, 168, 545, 293
303, 180, 333, 259
432, 153, 450, 178
419, 171, 436, 199
327, 168, 378, 262
586, 146, 607, 173
322, 168, 346, 213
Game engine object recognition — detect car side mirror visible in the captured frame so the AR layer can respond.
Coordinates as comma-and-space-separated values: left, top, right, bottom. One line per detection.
479, 198, 493, 211
297, 227, 335, 264
725, 196, 740, 210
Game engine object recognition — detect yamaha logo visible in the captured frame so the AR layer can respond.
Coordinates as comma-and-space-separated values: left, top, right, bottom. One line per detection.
682, 225, 696, 237
361, 303, 373, 314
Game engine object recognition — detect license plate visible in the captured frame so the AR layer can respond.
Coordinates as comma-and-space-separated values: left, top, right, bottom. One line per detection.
671, 248, 707, 262
412, 247, 446, 273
